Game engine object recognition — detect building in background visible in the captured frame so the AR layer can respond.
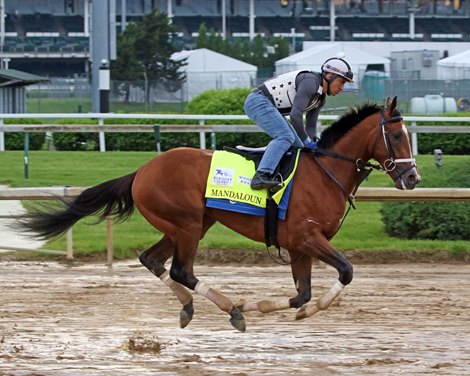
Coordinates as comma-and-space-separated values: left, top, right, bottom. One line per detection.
390, 49, 440, 79
1, 0, 469, 109
0, 69, 48, 113
171, 48, 257, 101
1, 0, 469, 78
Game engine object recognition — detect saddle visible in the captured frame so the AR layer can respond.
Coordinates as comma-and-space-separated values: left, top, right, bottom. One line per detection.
222, 145, 299, 188
223, 145, 301, 249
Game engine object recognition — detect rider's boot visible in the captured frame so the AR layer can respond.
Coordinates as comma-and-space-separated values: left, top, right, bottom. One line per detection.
250, 171, 280, 190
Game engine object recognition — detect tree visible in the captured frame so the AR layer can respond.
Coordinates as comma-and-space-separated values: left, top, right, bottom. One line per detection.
195, 23, 208, 49
111, 10, 186, 104
194, 28, 290, 79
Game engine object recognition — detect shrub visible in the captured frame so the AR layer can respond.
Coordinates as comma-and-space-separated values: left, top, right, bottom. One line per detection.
5, 132, 45, 150
186, 87, 250, 115
49, 118, 97, 151
51, 88, 263, 150
415, 121, 470, 155
381, 157, 470, 240
4, 118, 46, 150
105, 132, 201, 151
381, 202, 470, 240
53, 132, 100, 151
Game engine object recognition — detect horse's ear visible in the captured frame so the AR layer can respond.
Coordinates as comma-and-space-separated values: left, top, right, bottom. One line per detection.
385, 96, 398, 113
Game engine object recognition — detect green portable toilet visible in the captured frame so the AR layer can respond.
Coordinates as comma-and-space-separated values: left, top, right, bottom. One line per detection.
362, 71, 388, 101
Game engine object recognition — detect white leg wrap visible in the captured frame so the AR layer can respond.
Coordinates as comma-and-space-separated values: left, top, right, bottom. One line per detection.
240, 301, 259, 312
317, 280, 344, 310
302, 280, 345, 318
159, 270, 172, 285
195, 281, 234, 313
194, 281, 210, 297
159, 270, 193, 306
257, 299, 291, 313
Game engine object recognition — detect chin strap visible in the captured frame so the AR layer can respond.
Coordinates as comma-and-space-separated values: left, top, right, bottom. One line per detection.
323, 73, 336, 96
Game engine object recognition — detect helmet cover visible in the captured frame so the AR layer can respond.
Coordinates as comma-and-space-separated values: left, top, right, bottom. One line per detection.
321, 54, 354, 82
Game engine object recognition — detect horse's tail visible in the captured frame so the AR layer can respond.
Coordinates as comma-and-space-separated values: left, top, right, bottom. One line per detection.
17, 172, 137, 240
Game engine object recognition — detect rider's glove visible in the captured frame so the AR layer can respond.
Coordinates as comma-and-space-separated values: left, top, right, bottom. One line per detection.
303, 138, 317, 150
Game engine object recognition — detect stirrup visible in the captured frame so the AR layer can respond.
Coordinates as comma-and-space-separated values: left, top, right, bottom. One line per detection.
269, 173, 284, 193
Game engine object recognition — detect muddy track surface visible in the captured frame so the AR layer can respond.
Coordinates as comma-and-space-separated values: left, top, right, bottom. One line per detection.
0, 260, 469, 375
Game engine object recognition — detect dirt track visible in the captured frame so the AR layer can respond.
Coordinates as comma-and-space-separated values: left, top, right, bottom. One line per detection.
0, 260, 469, 375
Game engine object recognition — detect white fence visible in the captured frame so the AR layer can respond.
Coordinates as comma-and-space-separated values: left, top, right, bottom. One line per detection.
1, 113, 469, 263
1, 113, 469, 155
1, 186, 470, 265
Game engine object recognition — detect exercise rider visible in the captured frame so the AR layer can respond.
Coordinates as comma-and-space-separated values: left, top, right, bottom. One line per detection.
244, 53, 354, 190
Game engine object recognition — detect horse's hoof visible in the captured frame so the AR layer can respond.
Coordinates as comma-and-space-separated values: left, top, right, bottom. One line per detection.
229, 306, 246, 332
230, 317, 246, 332
295, 305, 307, 320
180, 302, 194, 329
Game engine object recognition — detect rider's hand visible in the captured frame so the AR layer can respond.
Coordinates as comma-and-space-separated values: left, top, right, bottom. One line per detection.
304, 139, 317, 150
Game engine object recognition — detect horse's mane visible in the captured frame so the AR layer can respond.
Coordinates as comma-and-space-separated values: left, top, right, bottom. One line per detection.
317, 103, 385, 149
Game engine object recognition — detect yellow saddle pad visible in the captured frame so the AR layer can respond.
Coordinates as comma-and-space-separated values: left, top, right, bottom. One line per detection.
205, 150, 300, 208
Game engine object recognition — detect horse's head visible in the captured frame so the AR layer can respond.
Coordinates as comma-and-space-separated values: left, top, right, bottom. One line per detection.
370, 97, 421, 190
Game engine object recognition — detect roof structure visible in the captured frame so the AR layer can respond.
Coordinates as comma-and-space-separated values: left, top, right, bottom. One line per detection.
436, 49, 470, 80
0, 69, 48, 88
275, 43, 390, 81
171, 48, 257, 73
437, 49, 470, 68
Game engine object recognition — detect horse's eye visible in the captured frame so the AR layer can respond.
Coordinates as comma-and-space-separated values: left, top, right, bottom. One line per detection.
391, 132, 401, 141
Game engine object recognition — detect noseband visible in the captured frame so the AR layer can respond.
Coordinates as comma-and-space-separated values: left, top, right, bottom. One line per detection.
373, 109, 416, 181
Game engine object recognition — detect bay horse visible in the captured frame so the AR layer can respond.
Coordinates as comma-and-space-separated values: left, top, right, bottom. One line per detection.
18, 97, 420, 332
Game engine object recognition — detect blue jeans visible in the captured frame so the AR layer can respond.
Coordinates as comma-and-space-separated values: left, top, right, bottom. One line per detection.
244, 91, 303, 174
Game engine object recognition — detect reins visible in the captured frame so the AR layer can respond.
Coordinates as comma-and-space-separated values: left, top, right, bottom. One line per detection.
312, 148, 382, 209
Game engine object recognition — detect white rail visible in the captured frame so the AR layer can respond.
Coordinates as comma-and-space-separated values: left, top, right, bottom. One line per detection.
1, 113, 469, 154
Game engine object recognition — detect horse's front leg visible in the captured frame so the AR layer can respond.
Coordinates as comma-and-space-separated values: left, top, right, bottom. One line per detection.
237, 251, 312, 313
139, 236, 195, 328
296, 237, 353, 320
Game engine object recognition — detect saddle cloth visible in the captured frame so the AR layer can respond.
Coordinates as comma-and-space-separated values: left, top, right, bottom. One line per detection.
205, 149, 300, 219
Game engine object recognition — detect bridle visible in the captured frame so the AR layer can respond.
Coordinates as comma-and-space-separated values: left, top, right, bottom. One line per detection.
371, 109, 416, 182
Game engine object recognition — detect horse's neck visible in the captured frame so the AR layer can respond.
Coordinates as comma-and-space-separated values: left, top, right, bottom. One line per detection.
321, 120, 376, 192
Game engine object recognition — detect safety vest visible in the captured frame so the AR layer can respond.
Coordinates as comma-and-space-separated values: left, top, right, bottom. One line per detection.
263, 70, 324, 111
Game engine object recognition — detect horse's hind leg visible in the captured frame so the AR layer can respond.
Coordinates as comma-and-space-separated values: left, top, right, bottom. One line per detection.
169, 219, 246, 332
238, 251, 312, 313
139, 236, 195, 328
